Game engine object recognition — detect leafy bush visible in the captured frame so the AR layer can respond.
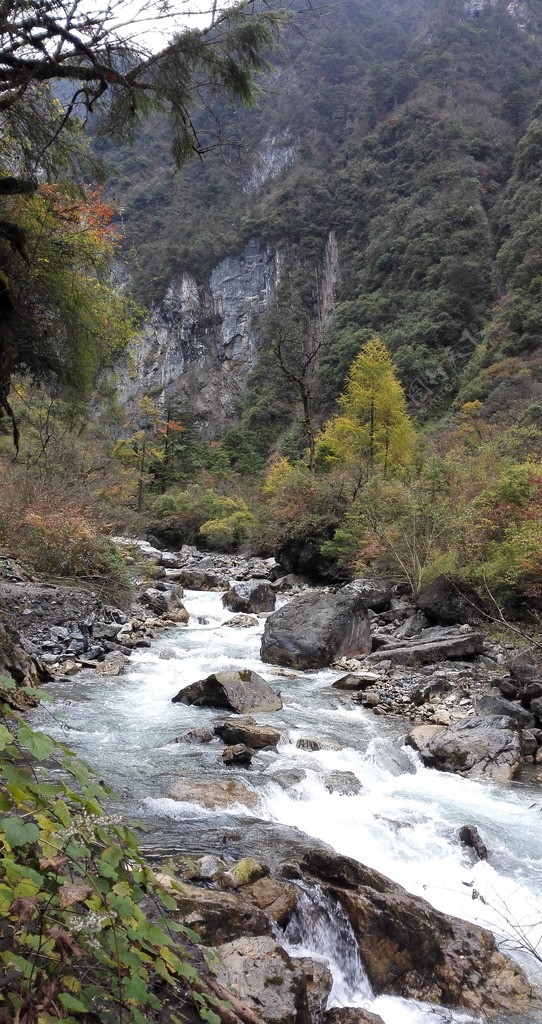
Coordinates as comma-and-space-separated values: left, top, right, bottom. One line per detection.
0, 680, 222, 1024
149, 485, 255, 551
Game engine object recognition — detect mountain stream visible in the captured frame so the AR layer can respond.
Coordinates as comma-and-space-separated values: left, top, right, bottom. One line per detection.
31, 588, 542, 1024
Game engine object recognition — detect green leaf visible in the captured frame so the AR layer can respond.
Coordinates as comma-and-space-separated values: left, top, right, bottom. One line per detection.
2, 817, 40, 848
58, 992, 89, 1013
123, 974, 149, 1003
0, 723, 13, 750
17, 724, 56, 761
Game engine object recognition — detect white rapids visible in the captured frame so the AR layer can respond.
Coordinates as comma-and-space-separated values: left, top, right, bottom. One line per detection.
32, 588, 542, 1024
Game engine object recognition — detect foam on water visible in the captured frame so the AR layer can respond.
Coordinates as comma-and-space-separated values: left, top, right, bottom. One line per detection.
30, 583, 542, 1022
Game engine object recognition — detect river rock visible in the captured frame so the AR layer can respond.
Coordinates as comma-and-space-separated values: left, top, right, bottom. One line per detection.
222, 580, 276, 614
212, 936, 308, 1024
242, 876, 298, 926
369, 628, 484, 666
476, 694, 534, 728
297, 957, 333, 1019
172, 668, 283, 713
416, 575, 486, 625
178, 728, 214, 744
215, 717, 281, 750
510, 646, 542, 684
324, 770, 362, 796
458, 825, 488, 861
300, 848, 531, 1014
324, 1010, 385, 1024
176, 883, 271, 944
260, 590, 371, 670
223, 743, 253, 765
332, 672, 380, 690
342, 579, 393, 612
184, 855, 226, 881
169, 568, 229, 591
168, 778, 260, 811
95, 651, 127, 676
271, 573, 309, 592
406, 715, 523, 781
221, 857, 270, 889
224, 614, 259, 628
0, 620, 44, 707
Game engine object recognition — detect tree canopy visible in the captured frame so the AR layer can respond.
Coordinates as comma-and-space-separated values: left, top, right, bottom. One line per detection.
0, 0, 283, 171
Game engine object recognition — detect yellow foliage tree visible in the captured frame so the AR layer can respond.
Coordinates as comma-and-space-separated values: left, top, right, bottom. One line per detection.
315, 336, 415, 485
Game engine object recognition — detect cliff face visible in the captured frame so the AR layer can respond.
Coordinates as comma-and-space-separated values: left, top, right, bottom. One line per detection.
119, 238, 281, 434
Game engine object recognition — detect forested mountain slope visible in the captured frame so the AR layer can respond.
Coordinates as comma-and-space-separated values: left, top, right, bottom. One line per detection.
106, 0, 542, 444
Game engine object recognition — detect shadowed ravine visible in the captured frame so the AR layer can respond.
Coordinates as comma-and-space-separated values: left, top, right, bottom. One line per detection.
31, 588, 542, 1024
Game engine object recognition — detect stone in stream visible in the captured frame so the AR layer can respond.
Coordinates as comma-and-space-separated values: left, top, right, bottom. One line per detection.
222, 743, 253, 765
242, 876, 298, 927
214, 717, 281, 750
405, 715, 524, 782
458, 824, 488, 861
299, 848, 533, 1015
260, 590, 371, 670
297, 957, 333, 1020
332, 672, 380, 691
172, 668, 283, 713
167, 778, 260, 811
224, 613, 259, 628
324, 1010, 385, 1024
95, 651, 127, 676
211, 936, 308, 1024
323, 770, 362, 796
222, 580, 276, 614
140, 585, 188, 620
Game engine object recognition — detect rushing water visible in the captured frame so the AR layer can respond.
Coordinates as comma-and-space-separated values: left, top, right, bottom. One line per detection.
31, 588, 542, 1024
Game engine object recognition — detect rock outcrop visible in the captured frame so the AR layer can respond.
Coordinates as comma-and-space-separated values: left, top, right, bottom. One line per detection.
261, 591, 371, 669
299, 848, 532, 1014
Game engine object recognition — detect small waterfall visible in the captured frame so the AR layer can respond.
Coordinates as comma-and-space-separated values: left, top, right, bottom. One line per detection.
284, 882, 373, 1007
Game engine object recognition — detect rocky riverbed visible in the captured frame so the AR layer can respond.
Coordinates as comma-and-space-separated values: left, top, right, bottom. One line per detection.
2, 543, 542, 1024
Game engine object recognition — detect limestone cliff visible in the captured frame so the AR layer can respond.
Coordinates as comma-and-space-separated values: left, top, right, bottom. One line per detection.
118, 238, 281, 434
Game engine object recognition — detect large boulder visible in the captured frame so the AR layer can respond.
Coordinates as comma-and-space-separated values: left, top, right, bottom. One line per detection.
172, 668, 283, 713
476, 694, 534, 728
222, 580, 276, 614
406, 715, 524, 782
260, 591, 371, 670
211, 936, 309, 1024
300, 849, 532, 1015
215, 717, 281, 750
416, 575, 486, 625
